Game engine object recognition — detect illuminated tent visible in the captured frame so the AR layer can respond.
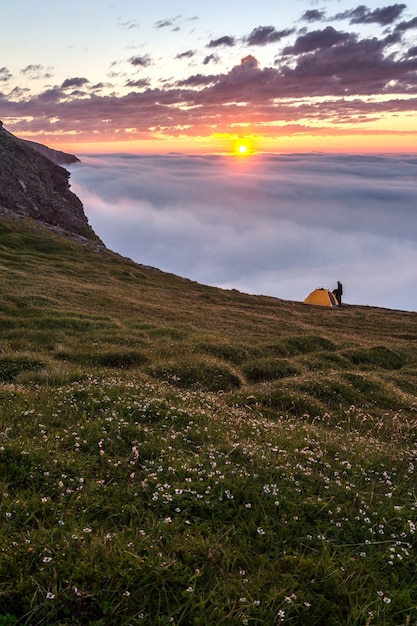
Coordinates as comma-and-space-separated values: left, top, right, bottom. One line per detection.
303, 288, 339, 307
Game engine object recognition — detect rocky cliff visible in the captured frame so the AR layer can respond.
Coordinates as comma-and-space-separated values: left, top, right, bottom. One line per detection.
22, 139, 81, 166
0, 121, 102, 245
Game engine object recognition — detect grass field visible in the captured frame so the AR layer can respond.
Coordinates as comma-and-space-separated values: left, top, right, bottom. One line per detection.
1, 216, 417, 625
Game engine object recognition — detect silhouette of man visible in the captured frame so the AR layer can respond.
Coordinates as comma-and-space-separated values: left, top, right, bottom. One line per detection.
332, 281, 343, 305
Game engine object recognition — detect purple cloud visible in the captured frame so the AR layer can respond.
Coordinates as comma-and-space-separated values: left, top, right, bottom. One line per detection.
125, 78, 151, 89
176, 74, 218, 87
335, 4, 406, 25
61, 77, 89, 89
207, 35, 236, 48
245, 25, 294, 46
175, 50, 196, 60
203, 54, 219, 65
283, 27, 355, 55
301, 10, 326, 23
129, 55, 152, 67
395, 16, 417, 31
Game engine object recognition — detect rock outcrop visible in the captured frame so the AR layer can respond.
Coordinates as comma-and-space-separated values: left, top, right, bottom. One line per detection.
0, 121, 102, 245
22, 139, 81, 166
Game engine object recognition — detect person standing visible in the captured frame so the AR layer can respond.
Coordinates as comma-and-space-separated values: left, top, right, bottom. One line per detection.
332, 281, 343, 305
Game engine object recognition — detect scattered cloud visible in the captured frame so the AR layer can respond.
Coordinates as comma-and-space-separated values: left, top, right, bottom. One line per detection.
394, 16, 417, 32
0, 67, 12, 82
129, 55, 152, 67
245, 25, 294, 46
283, 27, 354, 54
176, 74, 218, 87
207, 36, 236, 48
21, 64, 53, 80
154, 17, 180, 29
203, 53, 219, 65
61, 77, 89, 89
119, 19, 140, 30
155, 18, 174, 28
334, 3, 407, 25
69, 153, 417, 311
301, 10, 327, 23
175, 50, 196, 60
125, 78, 151, 88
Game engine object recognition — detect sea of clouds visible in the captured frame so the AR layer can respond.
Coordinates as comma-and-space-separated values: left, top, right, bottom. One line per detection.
69, 153, 417, 311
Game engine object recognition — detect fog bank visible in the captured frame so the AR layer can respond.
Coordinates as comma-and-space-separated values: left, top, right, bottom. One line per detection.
69, 153, 417, 311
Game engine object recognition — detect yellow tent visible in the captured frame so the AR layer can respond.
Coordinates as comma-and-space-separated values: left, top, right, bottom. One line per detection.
303, 288, 338, 307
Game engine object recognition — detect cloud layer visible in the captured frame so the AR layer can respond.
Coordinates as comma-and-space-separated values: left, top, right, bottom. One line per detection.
69, 153, 417, 311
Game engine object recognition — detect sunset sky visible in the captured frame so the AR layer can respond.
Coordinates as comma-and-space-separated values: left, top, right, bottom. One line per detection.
1, 0, 417, 154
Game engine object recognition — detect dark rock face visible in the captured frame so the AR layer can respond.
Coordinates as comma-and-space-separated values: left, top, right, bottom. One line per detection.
0, 123, 102, 244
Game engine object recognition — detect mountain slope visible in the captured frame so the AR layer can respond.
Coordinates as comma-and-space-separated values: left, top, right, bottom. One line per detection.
22, 138, 80, 166
1, 217, 417, 625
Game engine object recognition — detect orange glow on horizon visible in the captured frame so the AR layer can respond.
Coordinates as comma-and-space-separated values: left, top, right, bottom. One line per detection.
15, 129, 417, 156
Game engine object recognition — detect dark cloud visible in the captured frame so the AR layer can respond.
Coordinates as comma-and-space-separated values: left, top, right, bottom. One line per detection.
408, 46, 417, 57
7, 86, 30, 98
34, 87, 64, 103
395, 16, 417, 32
69, 154, 417, 311
203, 53, 219, 65
334, 4, 406, 25
301, 10, 326, 22
207, 35, 236, 48
283, 27, 354, 55
175, 50, 195, 60
129, 55, 152, 67
61, 77, 89, 89
125, 78, 151, 89
245, 25, 294, 46
278, 35, 417, 97
176, 74, 217, 87
0, 67, 12, 82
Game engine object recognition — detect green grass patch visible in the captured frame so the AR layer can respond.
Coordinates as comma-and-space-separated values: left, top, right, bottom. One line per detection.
343, 345, 406, 370
150, 359, 242, 391
56, 350, 148, 369
0, 355, 45, 382
242, 357, 299, 382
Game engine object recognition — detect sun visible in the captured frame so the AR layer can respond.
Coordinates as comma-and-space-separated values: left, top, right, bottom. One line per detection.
232, 136, 254, 156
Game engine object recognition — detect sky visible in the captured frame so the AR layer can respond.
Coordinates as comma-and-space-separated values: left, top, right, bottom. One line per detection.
1, 0, 417, 153
1, 1, 416, 310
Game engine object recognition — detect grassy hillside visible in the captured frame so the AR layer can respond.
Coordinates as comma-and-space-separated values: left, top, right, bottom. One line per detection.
1, 217, 417, 625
